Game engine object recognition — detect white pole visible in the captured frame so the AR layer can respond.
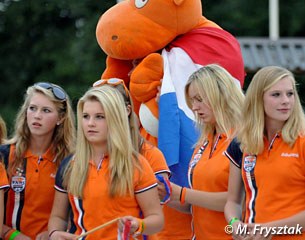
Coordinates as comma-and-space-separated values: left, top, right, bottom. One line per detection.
269, 0, 279, 40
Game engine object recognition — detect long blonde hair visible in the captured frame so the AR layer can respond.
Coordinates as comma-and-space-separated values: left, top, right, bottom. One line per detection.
185, 64, 245, 145
6, 84, 75, 175
100, 82, 140, 153
67, 86, 140, 198
238, 66, 305, 154
0, 116, 7, 144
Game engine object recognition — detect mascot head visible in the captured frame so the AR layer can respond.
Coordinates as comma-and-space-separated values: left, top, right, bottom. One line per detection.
96, 0, 204, 60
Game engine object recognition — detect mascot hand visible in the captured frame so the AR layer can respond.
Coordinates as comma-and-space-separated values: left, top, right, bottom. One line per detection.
102, 56, 133, 84
139, 98, 159, 138
130, 53, 163, 103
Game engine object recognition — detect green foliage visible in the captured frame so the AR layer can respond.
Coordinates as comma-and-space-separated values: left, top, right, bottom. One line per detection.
0, 0, 116, 134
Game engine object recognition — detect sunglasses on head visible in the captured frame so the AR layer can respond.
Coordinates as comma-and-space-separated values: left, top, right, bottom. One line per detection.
34, 82, 67, 101
93, 78, 130, 98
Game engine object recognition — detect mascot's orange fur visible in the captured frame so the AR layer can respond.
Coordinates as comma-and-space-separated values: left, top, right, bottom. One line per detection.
96, 1, 244, 239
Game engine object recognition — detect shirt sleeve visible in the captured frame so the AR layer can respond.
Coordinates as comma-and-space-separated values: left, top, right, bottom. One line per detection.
134, 155, 158, 194
224, 138, 243, 168
55, 155, 73, 193
0, 163, 9, 190
141, 142, 171, 176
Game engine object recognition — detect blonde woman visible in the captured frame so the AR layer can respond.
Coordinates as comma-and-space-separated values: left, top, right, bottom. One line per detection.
225, 66, 305, 239
48, 86, 163, 239
0, 82, 75, 239
158, 64, 244, 239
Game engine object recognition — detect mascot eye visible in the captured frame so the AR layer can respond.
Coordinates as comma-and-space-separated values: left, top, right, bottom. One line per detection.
135, 0, 149, 8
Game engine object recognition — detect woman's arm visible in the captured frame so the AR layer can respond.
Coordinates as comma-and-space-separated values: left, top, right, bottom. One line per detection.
119, 186, 164, 237
48, 191, 75, 240
224, 161, 245, 223
157, 180, 191, 213
135, 186, 164, 235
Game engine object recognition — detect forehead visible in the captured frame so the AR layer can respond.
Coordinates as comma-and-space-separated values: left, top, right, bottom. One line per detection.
188, 82, 201, 96
29, 92, 56, 108
267, 76, 293, 92
83, 100, 104, 112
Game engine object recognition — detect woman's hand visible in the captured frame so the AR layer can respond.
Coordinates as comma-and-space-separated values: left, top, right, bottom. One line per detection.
35, 231, 49, 240
48, 230, 77, 240
118, 216, 141, 237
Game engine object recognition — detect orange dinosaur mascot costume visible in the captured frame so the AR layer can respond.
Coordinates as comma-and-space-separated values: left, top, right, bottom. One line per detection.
96, 0, 245, 239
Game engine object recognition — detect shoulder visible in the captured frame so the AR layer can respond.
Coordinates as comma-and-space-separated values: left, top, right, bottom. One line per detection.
224, 138, 243, 168
0, 144, 11, 167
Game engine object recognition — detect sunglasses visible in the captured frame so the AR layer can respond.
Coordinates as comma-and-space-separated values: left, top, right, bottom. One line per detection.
34, 82, 67, 101
93, 78, 130, 98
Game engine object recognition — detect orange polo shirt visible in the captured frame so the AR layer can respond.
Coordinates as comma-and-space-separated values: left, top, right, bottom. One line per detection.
189, 133, 231, 240
0, 163, 9, 190
4, 144, 57, 239
226, 135, 305, 239
56, 154, 157, 240
141, 142, 170, 176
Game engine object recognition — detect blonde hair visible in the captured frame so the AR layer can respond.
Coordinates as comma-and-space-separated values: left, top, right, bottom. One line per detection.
66, 86, 140, 198
0, 116, 7, 144
238, 66, 305, 154
7, 84, 75, 175
107, 83, 140, 153
185, 64, 245, 145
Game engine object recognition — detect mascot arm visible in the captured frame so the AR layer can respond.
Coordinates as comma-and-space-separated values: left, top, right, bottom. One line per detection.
130, 53, 163, 138
101, 56, 133, 85
130, 53, 163, 103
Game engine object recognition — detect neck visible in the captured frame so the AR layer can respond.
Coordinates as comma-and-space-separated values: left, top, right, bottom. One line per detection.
265, 120, 284, 142
29, 136, 52, 156
91, 144, 108, 164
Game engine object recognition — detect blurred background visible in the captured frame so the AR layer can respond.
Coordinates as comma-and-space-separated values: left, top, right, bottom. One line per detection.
0, 0, 304, 135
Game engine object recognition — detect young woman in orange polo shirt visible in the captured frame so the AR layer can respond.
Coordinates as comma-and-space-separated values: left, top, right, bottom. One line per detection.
0, 83, 75, 240
48, 86, 164, 239
158, 64, 244, 239
92, 78, 170, 240
225, 66, 305, 239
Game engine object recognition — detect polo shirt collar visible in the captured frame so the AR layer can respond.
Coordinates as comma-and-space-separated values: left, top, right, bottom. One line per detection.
24, 145, 55, 162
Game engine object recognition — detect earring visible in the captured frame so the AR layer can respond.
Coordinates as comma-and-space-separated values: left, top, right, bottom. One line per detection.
56, 122, 60, 125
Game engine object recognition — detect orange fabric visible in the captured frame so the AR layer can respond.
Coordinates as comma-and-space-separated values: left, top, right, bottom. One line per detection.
242, 135, 305, 239
67, 155, 157, 240
157, 205, 192, 240
5, 145, 57, 239
191, 134, 231, 239
141, 141, 169, 176
0, 163, 9, 189
130, 53, 163, 103
140, 128, 158, 147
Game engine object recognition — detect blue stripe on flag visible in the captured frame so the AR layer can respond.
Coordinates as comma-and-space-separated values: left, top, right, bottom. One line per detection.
158, 93, 199, 187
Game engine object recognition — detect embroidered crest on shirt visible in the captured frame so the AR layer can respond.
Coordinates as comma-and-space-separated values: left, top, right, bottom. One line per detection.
11, 167, 26, 192
243, 155, 256, 172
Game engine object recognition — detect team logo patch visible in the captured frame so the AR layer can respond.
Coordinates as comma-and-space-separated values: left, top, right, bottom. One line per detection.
243, 155, 256, 172
11, 176, 26, 193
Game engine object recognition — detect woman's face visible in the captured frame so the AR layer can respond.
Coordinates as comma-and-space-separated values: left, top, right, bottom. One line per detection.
263, 76, 295, 128
188, 83, 216, 125
82, 100, 108, 147
27, 92, 60, 138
